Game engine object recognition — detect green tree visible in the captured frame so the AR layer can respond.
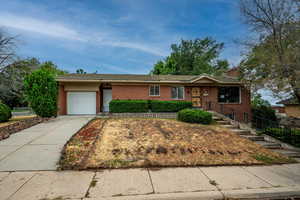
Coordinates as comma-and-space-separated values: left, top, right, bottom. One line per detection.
0, 58, 40, 107
24, 69, 58, 117
40, 61, 68, 75
150, 38, 229, 75
251, 94, 271, 107
251, 94, 277, 129
239, 0, 300, 102
76, 68, 86, 74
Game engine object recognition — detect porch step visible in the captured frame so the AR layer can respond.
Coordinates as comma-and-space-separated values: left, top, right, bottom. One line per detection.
272, 149, 300, 158
213, 116, 223, 121
255, 141, 282, 149
230, 129, 251, 135
216, 120, 231, 125
241, 135, 265, 141
220, 124, 239, 129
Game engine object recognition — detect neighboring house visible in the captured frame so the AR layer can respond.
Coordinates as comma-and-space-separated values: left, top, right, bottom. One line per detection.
271, 106, 286, 114
56, 74, 251, 122
226, 67, 240, 77
277, 98, 300, 118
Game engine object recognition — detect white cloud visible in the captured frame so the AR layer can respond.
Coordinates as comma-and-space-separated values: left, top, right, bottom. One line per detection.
0, 13, 167, 57
0, 13, 84, 41
99, 63, 146, 74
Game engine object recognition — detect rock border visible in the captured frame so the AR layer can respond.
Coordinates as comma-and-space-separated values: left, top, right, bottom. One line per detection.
0, 117, 50, 141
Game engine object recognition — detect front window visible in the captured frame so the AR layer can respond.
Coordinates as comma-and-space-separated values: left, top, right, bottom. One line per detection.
218, 87, 240, 103
149, 85, 160, 96
171, 86, 184, 99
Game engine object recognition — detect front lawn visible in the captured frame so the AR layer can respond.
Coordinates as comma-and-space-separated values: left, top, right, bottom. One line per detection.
60, 118, 295, 169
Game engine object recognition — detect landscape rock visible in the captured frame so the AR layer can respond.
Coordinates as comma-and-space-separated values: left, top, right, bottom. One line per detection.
0, 117, 50, 141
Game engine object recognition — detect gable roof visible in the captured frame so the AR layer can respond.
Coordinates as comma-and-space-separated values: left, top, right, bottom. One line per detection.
56, 73, 242, 84
277, 97, 299, 105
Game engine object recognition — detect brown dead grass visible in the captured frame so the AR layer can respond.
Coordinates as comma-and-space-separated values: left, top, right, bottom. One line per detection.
60, 118, 295, 169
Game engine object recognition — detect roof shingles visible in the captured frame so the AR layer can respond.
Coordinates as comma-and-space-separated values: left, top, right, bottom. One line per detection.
56, 73, 241, 84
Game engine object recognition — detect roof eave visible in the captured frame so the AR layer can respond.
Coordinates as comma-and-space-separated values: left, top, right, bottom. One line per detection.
56, 78, 242, 85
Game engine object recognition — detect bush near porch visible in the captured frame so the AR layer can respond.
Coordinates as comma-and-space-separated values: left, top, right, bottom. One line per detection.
109, 99, 192, 113
177, 109, 212, 124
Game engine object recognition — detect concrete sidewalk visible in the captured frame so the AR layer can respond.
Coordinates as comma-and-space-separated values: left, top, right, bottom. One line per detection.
0, 116, 92, 171
1, 164, 300, 200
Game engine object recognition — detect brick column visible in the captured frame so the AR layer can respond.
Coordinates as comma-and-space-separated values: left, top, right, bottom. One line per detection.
58, 85, 67, 115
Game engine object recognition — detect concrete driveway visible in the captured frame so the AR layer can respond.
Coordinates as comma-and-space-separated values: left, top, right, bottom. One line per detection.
0, 116, 93, 171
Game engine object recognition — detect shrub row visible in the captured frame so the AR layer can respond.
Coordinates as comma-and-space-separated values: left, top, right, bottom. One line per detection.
109, 100, 192, 113
0, 103, 12, 122
177, 109, 212, 124
109, 100, 149, 113
150, 100, 192, 112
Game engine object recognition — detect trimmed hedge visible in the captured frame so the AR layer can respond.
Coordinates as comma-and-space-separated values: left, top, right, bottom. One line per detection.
150, 100, 192, 112
0, 103, 12, 122
109, 100, 149, 113
109, 100, 193, 113
177, 109, 212, 124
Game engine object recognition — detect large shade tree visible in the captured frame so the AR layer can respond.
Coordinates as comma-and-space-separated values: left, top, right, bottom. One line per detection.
0, 29, 16, 70
239, 0, 300, 102
0, 58, 67, 108
0, 58, 40, 107
151, 38, 229, 76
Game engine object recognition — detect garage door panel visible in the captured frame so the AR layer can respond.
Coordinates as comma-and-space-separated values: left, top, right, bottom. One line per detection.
67, 92, 96, 114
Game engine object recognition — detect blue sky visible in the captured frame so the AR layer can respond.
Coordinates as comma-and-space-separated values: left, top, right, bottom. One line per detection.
0, 0, 281, 104
0, 0, 248, 74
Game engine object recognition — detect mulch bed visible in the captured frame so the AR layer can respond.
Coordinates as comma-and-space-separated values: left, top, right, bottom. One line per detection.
59, 119, 107, 170
0, 117, 50, 140
60, 118, 296, 170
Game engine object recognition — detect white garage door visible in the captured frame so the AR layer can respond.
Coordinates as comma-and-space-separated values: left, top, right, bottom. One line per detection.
67, 92, 96, 114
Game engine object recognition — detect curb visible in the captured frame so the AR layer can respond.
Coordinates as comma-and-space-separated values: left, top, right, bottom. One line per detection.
223, 186, 300, 199
83, 186, 300, 200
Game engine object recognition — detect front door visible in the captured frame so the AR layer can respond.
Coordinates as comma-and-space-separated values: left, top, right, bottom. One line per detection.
191, 87, 201, 107
102, 89, 112, 112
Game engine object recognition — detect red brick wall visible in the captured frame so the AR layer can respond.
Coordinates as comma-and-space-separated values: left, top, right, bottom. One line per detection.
226, 67, 240, 77
200, 86, 251, 122
271, 106, 285, 114
112, 85, 190, 101
96, 91, 100, 113
112, 84, 251, 122
58, 84, 67, 115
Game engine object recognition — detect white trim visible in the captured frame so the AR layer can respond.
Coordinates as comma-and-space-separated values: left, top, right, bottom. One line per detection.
191, 75, 220, 83
149, 85, 160, 96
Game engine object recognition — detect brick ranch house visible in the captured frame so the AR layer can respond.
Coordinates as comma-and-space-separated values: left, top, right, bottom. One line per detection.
56, 74, 251, 122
